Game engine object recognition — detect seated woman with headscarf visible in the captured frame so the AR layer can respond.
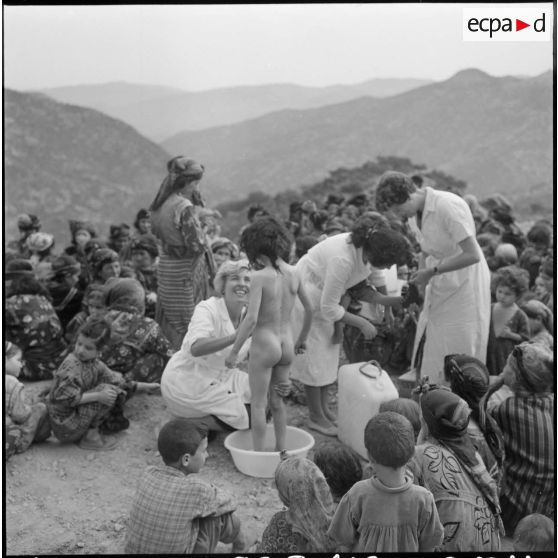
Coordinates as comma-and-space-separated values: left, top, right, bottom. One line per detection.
160, 260, 251, 432
489, 342, 554, 535
443, 354, 505, 488
5, 259, 68, 381
99, 278, 173, 383
258, 456, 336, 553
408, 383, 503, 551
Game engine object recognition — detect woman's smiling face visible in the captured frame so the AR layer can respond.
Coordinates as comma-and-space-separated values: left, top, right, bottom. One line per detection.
223, 268, 251, 303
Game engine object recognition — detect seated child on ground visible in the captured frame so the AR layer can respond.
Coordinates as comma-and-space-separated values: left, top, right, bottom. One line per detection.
328, 412, 444, 552
313, 441, 363, 504
226, 216, 312, 452
487, 266, 530, 375
5, 342, 51, 459
258, 456, 336, 553
47, 317, 158, 451
125, 418, 253, 554
513, 514, 554, 552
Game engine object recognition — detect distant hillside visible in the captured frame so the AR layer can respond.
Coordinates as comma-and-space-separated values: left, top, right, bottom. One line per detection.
162, 69, 553, 206
40, 78, 432, 141
4, 89, 170, 246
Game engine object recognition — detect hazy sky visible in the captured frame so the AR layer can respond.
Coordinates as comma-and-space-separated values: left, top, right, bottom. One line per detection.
4, 3, 553, 92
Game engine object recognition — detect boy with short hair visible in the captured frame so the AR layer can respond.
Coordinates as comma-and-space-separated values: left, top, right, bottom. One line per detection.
125, 418, 252, 554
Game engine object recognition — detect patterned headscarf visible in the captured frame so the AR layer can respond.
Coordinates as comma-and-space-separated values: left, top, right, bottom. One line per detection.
275, 457, 335, 551
26, 232, 55, 252
505, 342, 553, 395
69, 220, 97, 238
130, 234, 159, 259
103, 277, 146, 315
444, 355, 505, 467
150, 156, 205, 211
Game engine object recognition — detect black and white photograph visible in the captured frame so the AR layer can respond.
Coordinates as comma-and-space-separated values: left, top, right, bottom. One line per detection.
4, 2, 555, 555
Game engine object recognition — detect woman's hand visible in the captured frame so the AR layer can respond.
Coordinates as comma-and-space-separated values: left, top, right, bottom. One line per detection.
97, 385, 120, 406
410, 267, 435, 288
225, 352, 238, 369
498, 326, 519, 341
294, 340, 307, 354
136, 382, 160, 394
359, 319, 377, 340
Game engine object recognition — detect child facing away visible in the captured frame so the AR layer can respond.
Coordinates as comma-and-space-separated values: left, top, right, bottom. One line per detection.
521, 299, 554, 350
225, 216, 312, 452
487, 265, 530, 375
5, 342, 51, 459
125, 418, 254, 554
47, 317, 158, 451
328, 412, 444, 553
513, 514, 555, 552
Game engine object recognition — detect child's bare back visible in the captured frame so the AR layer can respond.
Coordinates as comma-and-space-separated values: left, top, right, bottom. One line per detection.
251, 261, 299, 368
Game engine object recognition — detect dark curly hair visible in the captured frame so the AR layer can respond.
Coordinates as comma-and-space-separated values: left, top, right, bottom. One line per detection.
374, 171, 416, 212
492, 265, 529, 297
309, 209, 329, 231
77, 316, 112, 349
350, 215, 412, 268
240, 216, 293, 270
313, 441, 363, 501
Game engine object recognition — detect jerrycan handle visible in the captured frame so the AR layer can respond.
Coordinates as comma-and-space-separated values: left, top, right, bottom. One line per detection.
359, 361, 386, 390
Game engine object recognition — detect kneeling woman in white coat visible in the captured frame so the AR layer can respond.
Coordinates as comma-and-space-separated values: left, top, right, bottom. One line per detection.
161, 260, 252, 431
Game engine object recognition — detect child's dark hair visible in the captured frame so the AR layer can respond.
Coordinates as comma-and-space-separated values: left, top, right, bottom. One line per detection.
157, 418, 208, 465
374, 171, 416, 212
351, 216, 412, 268
364, 411, 415, 468
247, 203, 268, 221
527, 224, 551, 247
313, 441, 363, 501
77, 316, 112, 349
240, 216, 293, 270
309, 209, 329, 231
379, 398, 421, 441
492, 265, 529, 297
513, 514, 555, 551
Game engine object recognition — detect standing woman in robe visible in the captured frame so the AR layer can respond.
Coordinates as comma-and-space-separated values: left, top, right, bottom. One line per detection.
150, 157, 214, 349
375, 171, 490, 384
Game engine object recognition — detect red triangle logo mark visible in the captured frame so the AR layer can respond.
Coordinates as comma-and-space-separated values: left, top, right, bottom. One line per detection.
516, 19, 530, 31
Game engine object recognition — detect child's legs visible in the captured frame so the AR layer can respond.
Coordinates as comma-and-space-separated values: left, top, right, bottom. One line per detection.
248, 357, 273, 452
269, 363, 290, 451
304, 385, 334, 427
320, 385, 336, 422
192, 512, 241, 553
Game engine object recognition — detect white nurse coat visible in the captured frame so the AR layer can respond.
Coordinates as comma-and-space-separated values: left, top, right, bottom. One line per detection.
409, 187, 491, 383
161, 296, 251, 429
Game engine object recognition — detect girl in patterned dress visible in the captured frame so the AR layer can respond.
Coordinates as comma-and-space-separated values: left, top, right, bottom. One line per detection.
48, 317, 158, 451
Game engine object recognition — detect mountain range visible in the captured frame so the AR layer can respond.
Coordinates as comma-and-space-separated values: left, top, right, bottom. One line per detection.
4, 89, 170, 246
39, 78, 432, 141
161, 69, 553, 206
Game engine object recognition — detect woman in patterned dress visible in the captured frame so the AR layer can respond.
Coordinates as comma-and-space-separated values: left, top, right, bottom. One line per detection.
150, 156, 214, 349
5, 259, 68, 381
408, 385, 503, 552
98, 278, 173, 383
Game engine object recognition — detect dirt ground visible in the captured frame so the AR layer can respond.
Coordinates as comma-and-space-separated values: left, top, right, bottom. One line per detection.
5, 379, 513, 555
5, 381, 332, 555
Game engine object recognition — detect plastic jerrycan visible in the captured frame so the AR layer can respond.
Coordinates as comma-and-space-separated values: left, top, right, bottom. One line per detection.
337, 360, 399, 459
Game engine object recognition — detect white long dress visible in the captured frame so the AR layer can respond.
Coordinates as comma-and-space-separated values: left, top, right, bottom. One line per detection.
161, 296, 251, 429
290, 233, 385, 386
409, 187, 491, 383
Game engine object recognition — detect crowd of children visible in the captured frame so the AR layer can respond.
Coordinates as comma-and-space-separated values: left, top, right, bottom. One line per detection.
5, 163, 555, 552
